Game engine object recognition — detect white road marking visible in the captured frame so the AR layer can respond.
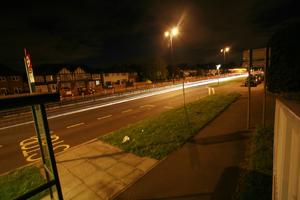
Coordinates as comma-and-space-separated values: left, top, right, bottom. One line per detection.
164, 106, 174, 109
122, 109, 133, 113
66, 122, 85, 129
97, 115, 112, 120
2, 114, 18, 118
140, 105, 155, 108
0, 74, 247, 131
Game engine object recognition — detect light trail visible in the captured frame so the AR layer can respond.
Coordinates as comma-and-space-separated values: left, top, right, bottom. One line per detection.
0, 74, 246, 131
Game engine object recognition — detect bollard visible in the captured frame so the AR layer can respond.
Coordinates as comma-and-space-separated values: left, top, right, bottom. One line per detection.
207, 87, 215, 95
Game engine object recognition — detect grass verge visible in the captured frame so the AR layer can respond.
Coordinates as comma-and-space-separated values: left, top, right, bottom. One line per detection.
0, 165, 47, 200
101, 92, 240, 159
233, 125, 274, 200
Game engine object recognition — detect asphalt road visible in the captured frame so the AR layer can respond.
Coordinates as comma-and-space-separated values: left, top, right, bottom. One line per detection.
0, 76, 245, 174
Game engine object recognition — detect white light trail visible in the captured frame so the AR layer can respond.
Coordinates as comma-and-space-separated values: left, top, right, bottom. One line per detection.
0, 74, 246, 131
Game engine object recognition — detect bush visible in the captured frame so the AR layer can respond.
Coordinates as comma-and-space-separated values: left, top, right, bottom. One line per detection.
268, 19, 300, 93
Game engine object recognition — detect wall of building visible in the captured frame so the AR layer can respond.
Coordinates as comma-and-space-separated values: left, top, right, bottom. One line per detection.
273, 99, 300, 200
0, 75, 24, 95
103, 73, 129, 86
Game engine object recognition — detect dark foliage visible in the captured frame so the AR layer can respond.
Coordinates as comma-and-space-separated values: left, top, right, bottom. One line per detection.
268, 19, 300, 92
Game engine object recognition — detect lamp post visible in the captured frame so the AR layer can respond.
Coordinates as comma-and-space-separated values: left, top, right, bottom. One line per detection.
165, 27, 178, 84
220, 47, 230, 65
216, 64, 221, 85
164, 27, 186, 107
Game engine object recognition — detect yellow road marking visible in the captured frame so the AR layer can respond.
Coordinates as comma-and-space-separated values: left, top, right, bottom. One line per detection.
66, 122, 85, 129
20, 134, 70, 162
122, 109, 133, 113
97, 115, 112, 120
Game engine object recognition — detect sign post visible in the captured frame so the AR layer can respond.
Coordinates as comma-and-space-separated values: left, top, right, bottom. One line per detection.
247, 49, 252, 129
22, 49, 63, 199
24, 48, 35, 93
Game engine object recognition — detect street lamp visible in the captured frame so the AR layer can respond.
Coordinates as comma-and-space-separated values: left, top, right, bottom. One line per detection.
220, 46, 230, 65
164, 26, 179, 84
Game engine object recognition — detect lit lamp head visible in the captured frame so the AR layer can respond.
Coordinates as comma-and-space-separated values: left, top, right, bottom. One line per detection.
164, 31, 169, 38
225, 47, 230, 52
171, 27, 178, 36
216, 64, 221, 70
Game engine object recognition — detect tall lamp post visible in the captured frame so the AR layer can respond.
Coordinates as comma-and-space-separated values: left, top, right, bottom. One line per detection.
165, 27, 178, 84
220, 47, 230, 65
216, 64, 221, 85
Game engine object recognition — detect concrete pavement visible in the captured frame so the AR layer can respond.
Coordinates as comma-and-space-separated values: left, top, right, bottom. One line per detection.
44, 139, 157, 200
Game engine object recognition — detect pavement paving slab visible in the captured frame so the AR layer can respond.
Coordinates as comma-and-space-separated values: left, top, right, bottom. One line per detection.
49, 139, 158, 199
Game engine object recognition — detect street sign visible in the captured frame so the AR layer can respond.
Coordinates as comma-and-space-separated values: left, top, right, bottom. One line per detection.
24, 48, 35, 84
24, 48, 36, 93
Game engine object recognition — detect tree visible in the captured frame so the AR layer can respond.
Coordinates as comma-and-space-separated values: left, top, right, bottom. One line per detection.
141, 57, 168, 81
268, 19, 300, 93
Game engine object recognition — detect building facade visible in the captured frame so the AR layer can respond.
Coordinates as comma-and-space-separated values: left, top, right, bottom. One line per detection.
0, 66, 25, 96
34, 65, 103, 96
102, 72, 130, 87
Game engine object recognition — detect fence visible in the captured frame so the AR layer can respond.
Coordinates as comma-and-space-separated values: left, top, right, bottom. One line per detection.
273, 99, 300, 200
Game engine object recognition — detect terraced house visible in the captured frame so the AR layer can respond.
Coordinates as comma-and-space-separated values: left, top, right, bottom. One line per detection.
0, 65, 25, 96
33, 64, 103, 96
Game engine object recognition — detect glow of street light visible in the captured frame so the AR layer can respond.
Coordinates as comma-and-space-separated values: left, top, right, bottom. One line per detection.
216, 64, 221, 70
164, 31, 169, 37
225, 47, 230, 52
171, 27, 178, 36
220, 49, 224, 53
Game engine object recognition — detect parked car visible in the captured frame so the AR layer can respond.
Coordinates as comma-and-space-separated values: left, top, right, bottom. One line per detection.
244, 75, 259, 87
255, 73, 264, 83
60, 87, 73, 97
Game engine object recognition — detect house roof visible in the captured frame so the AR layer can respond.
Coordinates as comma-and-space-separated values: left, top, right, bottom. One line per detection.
0, 64, 21, 76
33, 64, 97, 75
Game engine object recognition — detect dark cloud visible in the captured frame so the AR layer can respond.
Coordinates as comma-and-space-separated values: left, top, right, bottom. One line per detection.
0, 0, 299, 70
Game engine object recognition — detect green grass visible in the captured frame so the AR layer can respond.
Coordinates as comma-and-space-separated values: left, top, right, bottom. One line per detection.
101, 92, 240, 159
0, 165, 47, 200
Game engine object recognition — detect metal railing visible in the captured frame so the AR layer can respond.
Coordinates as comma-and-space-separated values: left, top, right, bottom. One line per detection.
0, 92, 63, 200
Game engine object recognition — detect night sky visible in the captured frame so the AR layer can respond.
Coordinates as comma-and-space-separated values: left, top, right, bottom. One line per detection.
0, 0, 299, 70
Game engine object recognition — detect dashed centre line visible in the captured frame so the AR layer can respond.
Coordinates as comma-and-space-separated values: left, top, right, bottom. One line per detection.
66, 122, 85, 129
122, 109, 133, 113
164, 106, 174, 109
140, 104, 155, 109
97, 115, 112, 120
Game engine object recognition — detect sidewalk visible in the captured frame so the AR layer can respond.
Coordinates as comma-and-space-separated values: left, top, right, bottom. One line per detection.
49, 140, 157, 200
116, 85, 275, 200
